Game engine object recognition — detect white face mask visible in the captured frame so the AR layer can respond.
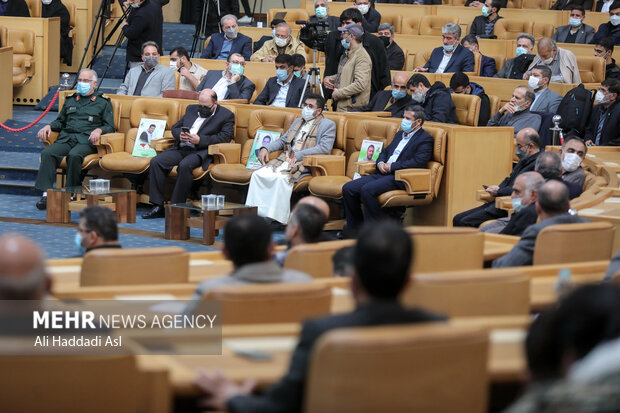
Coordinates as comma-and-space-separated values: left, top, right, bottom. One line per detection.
274, 37, 288, 48
542, 56, 554, 65
611, 14, 620, 26
302, 106, 316, 121
356, 3, 370, 13
595, 90, 610, 104
169, 60, 178, 70
562, 152, 582, 172
528, 76, 541, 90
42, 0, 52, 4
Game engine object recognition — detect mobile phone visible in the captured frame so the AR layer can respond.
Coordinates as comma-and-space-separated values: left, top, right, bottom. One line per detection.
181, 127, 190, 133
482, 185, 488, 189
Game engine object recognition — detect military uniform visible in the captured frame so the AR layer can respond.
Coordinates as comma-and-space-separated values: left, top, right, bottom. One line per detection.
35, 91, 115, 191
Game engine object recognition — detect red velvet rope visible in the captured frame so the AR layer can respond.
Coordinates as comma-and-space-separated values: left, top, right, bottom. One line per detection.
0, 90, 59, 132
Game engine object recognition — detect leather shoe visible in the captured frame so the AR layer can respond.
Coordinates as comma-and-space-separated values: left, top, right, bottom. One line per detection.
142, 205, 165, 219
36, 196, 47, 210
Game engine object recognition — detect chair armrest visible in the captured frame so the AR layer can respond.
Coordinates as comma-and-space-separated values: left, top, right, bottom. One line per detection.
394, 168, 431, 194
152, 137, 175, 152
476, 190, 495, 202
355, 161, 376, 176
44, 131, 59, 147
302, 155, 345, 176
24, 57, 34, 77
208, 143, 241, 164
495, 196, 513, 211
99, 132, 125, 154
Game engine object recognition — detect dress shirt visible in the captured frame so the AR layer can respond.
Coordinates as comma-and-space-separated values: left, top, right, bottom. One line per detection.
602, 0, 613, 12
387, 128, 418, 163
273, 78, 291, 107
436, 51, 453, 74
212, 71, 232, 101
217, 38, 234, 60
179, 107, 215, 148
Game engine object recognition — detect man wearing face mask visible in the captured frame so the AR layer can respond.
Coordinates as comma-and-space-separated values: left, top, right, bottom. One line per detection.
469, 0, 503, 39
169, 46, 207, 91
254, 54, 306, 107
561, 137, 587, 187
377, 23, 404, 71
117, 41, 175, 97
535, 151, 583, 199
592, 1, 620, 45
413, 23, 475, 74
453, 128, 541, 227
353, 0, 380, 33
487, 85, 541, 136
201, 15, 252, 61
253, 18, 285, 53
251, 22, 305, 62
495, 33, 535, 79
450, 72, 491, 126
526, 37, 581, 84
246, 94, 336, 223
552, 6, 595, 44
363, 72, 411, 118
143, 89, 235, 219
407, 74, 457, 124
528, 65, 563, 113
341, 106, 434, 236
75, 206, 121, 256
120, 0, 163, 68
594, 37, 620, 80
34, 69, 114, 210
308, 0, 340, 31
196, 53, 255, 101
584, 79, 620, 146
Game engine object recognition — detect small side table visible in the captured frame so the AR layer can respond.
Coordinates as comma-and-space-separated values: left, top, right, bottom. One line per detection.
47, 186, 137, 224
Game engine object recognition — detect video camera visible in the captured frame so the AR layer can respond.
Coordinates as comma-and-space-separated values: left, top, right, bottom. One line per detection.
296, 20, 329, 51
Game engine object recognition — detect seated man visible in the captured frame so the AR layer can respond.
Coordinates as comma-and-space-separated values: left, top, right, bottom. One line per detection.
253, 18, 285, 53
592, 1, 620, 45
246, 94, 336, 223
196, 53, 255, 101
584, 79, 620, 146
535, 151, 583, 199
487, 85, 541, 136
201, 14, 252, 61
413, 23, 475, 74
493, 180, 589, 268
408, 74, 457, 124
450, 72, 491, 126
342, 106, 434, 236
254, 54, 306, 108
0, 234, 49, 301
480, 171, 544, 236
526, 37, 581, 84
453, 128, 541, 227
528, 65, 563, 114
194, 220, 446, 412
469, 0, 503, 39
363, 71, 411, 118
274, 202, 328, 266
461, 35, 496, 77
169, 46, 207, 91
594, 37, 620, 80
34, 69, 114, 210
75, 206, 122, 255
332, 245, 355, 277
377, 23, 405, 70
495, 33, 535, 79
290, 54, 307, 79
251, 22, 306, 62
561, 137, 587, 188
308, 0, 340, 31
355, 0, 381, 33
142, 89, 235, 219
185, 213, 312, 315
117, 41, 175, 97
552, 5, 595, 44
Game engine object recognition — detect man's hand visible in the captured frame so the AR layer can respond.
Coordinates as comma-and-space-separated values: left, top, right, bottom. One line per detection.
262, 55, 276, 63
258, 148, 269, 164
230, 73, 241, 83
37, 125, 52, 143
323, 77, 335, 90
332, 89, 340, 101
469, 1, 483, 6
194, 370, 256, 411
413, 66, 429, 72
288, 152, 298, 168
585, 139, 594, 146
179, 66, 191, 79
499, 102, 516, 115
377, 162, 390, 174
88, 128, 103, 144
485, 185, 499, 197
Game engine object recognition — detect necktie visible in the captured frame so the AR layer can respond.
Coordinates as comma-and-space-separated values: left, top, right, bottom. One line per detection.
595, 110, 607, 146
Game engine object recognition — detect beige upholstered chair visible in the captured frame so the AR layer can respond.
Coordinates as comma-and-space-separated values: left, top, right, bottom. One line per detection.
418, 16, 459, 36
533, 222, 615, 265
577, 56, 606, 83
452, 93, 481, 126
284, 239, 356, 278
494, 20, 534, 40
1, 27, 36, 87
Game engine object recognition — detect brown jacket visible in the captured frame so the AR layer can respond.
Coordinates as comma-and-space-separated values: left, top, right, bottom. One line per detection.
250, 37, 306, 62
330, 44, 372, 112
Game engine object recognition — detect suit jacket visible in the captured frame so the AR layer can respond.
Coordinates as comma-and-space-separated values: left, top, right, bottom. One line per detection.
495, 54, 535, 79
493, 213, 590, 268
423, 45, 475, 73
201, 32, 252, 61
584, 101, 620, 146
377, 128, 435, 172
552, 24, 596, 44
469, 15, 503, 38
361, 7, 381, 33
363, 90, 411, 118
169, 104, 235, 169
531, 88, 563, 114
227, 300, 446, 413
527, 47, 581, 84
117, 64, 176, 97
500, 203, 538, 237
423, 82, 458, 124
122, 0, 163, 62
487, 109, 542, 136
254, 75, 306, 108
592, 21, 620, 45
265, 116, 337, 161
386, 41, 405, 70
553, 0, 593, 9
196, 70, 255, 101
496, 151, 540, 197
480, 54, 497, 77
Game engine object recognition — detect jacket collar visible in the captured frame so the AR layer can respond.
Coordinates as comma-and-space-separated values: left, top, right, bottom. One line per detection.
230, 261, 286, 282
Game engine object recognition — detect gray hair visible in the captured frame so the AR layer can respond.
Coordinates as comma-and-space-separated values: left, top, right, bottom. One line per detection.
520, 171, 544, 196
78, 68, 97, 83
442, 22, 461, 38
516, 33, 535, 49
378, 22, 394, 35
538, 37, 557, 52
516, 85, 536, 104
535, 151, 562, 179
141, 40, 161, 55
275, 22, 292, 36
220, 14, 237, 26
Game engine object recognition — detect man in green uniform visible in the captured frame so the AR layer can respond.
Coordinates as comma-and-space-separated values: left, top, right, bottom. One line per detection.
35, 68, 115, 210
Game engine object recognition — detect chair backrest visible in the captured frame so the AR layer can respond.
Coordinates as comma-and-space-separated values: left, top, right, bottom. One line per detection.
284, 239, 355, 278
577, 56, 606, 83
494, 20, 534, 40
533, 22, 555, 38
204, 283, 331, 324
163, 89, 199, 100
80, 247, 190, 286
422, 125, 447, 198
24, 0, 39, 16
381, 15, 402, 34
5, 28, 35, 55
266, 8, 309, 26
533, 222, 615, 265
401, 16, 421, 35
523, 0, 551, 8
68, 2, 76, 27
413, 49, 433, 70
346, 119, 400, 178
488, 54, 507, 74
405, 226, 485, 272
129, 98, 181, 129
488, 94, 502, 115
322, 112, 347, 155
402, 270, 530, 317
472, 51, 482, 76
507, 0, 523, 7
244, 109, 296, 163
305, 324, 489, 413
419, 16, 459, 36
111, 100, 122, 131
451, 93, 481, 126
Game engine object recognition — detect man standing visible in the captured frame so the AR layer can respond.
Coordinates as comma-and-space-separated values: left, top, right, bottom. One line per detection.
552, 5, 595, 44
254, 54, 306, 108
594, 37, 620, 80
584, 79, 620, 146
142, 89, 235, 219
408, 74, 458, 124
377, 23, 404, 70
354, 0, 380, 33
169, 46, 207, 91
414, 23, 475, 74
34, 69, 114, 210
196, 53, 255, 101
117, 42, 175, 97
526, 38, 581, 84
487, 86, 541, 136
450, 72, 491, 126
308, 0, 340, 31
528, 65, 563, 113
121, 0, 163, 69
495, 33, 535, 79
250, 22, 305, 62
363, 72, 411, 118
201, 15, 252, 61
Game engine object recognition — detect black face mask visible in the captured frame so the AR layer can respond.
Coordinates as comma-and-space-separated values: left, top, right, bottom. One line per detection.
378, 35, 390, 48
198, 105, 212, 118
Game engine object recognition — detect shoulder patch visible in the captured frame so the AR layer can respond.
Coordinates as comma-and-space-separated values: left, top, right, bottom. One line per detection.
91, 95, 97, 102
99, 93, 111, 101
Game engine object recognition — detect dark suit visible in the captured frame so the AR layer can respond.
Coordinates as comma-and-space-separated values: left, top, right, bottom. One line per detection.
363, 90, 411, 118
500, 203, 538, 236
386, 41, 405, 70
423, 45, 475, 73
148, 105, 235, 205
584, 101, 620, 146
480, 54, 497, 77
227, 301, 445, 413
469, 15, 503, 38
196, 71, 255, 101
122, 0, 163, 63
553, 0, 593, 9
343, 128, 434, 230
494, 54, 535, 79
253, 35, 271, 53
422, 82, 458, 124
2, 0, 29, 16
254, 76, 306, 107
201, 32, 252, 61
592, 22, 620, 46
361, 7, 381, 33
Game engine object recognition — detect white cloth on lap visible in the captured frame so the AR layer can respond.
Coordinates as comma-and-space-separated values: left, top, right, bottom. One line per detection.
246, 162, 293, 224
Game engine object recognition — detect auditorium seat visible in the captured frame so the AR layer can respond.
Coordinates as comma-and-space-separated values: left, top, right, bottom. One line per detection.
400, 16, 421, 35
284, 239, 356, 278
24, 0, 40, 16
381, 15, 402, 34
488, 94, 502, 116
67, 2, 76, 45
451, 93, 481, 126
494, 20, 534, 40
266, 8, 309, 27
577, 56, 606, 83
304, 324, 488, 413
533, 22, 555, 39
506, 0, 524, 7
533, 222, 615, 265
522, 0, 551, 8
487, 54, 506, 73
418, 16, 459, 36
1, 27, 35, 87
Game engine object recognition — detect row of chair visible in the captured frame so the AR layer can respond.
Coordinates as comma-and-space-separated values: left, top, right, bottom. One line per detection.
1, 26, 35, 87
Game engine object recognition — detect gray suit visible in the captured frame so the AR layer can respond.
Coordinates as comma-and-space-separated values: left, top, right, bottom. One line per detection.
265, 117, 337, 161
552, 24, 596, 44
487, 109, 542, 137
492, 213, 590, 268
531, 88, 563, 114
117, 63, 175, 97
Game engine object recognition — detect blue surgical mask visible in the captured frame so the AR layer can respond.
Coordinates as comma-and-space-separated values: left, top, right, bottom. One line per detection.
481, 5, 490, 16
276, 69, 289, 82
392, 89, 407, 100
230, 63, 244, 76
315, 6, 327, 18
516, 46, 528, 57
401, 119, 414, 133
341, 38, 350, 49
293, 70, 302, 78
76, 81, 91, 96
511, 197, 523, 212
569, 17, 582, 27
443, 43, 454, 53
74, 233, 86, 255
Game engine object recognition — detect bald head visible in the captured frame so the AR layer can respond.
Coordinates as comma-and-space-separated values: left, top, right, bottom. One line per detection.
537, 180, 570, 217
0, 234, 47, 299
296, 196, 330, 220
198, 88, 217, 106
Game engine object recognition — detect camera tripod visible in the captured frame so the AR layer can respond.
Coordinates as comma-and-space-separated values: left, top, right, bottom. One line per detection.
298, 49, 324, 107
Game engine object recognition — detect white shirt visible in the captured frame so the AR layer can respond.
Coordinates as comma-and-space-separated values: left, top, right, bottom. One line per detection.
212, 71, 232, 101
387, 128, 418, 164
436, 51, 453, 74
272, 79, 291, 107
602, 0, 613, 12
180, 106, 215, 148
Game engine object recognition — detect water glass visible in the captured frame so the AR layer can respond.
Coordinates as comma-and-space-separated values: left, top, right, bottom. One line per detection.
216, 195, 225, 208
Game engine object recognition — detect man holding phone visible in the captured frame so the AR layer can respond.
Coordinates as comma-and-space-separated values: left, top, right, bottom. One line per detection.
142, 89, 235, 219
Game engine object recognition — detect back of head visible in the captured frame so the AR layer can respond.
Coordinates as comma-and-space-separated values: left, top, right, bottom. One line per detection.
340, 7, 363, 23
79, 206, 118, 242
354, 221, 412, 300
332, 245, 355, 277
0, 234, 46, 300
449, 72, 470, 90
224, 214, 272, 267
461, 34, 478, 46
537, 179, 570, 214
535, 151, 562, 179
289, 203, 327, 243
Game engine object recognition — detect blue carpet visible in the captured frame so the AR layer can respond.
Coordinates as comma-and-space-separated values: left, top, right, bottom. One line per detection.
163, 23, 196, 53
0, 152, 39, 169
0, 120, 45, 153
